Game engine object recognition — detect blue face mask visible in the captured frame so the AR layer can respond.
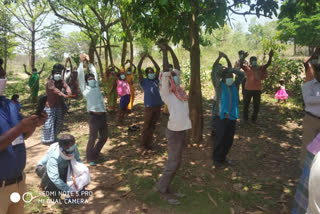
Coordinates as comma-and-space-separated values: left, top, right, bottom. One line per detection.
173, 76, 180, 86
120, 74, 126, 80
65, 144, 76, 153
148, 73, 155, 80
127, 71, 131, 75
88, 79, 96, 88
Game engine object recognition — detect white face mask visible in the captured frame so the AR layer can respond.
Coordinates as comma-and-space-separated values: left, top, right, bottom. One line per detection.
88, 79, 96, 88
225, 78, 234, 86
54, 74, 62, 81
16, 98, 19, 102
0, 78, 7, 95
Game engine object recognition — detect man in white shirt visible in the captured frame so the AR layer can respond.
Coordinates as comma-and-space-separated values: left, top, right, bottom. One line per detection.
157, 44, 191, 204
78, 54, 108, 166
301, 63, 320, 167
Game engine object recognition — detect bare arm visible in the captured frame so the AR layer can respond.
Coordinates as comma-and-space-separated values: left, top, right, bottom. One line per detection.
166, 45, 180, 70
159, 45, 169, 72
262, 50, 274, 70
38, 63, 45, 75
137, 54, 146, 82
0, 114, 47, 152
23, 64, 31, 76
147, 55, 160, 78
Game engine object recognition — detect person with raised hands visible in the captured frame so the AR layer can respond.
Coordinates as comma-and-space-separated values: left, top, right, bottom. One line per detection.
137, 53, 162, 151
124, 60, 137, 112
77, 54, 108, 166
105, 65, 119, 112
23, 63, 45, 103
211, 51, 245, 168
156, 44, 191, 205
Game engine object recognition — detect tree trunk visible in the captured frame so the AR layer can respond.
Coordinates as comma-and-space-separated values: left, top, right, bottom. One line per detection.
4, 30, 8, 72
94, 48, 103, 79
121, 39, 127, 67
188, 12, 203, 143
88, 39, 96, 64
31, 24, 36, 69
106, 30, 113, 65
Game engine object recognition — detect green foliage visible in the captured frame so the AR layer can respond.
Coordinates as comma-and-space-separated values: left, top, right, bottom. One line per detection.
262, 37, 304, 103
277, 0, 320, 47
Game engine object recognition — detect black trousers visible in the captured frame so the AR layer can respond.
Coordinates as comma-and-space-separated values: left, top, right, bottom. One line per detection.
243, 90, 261, 121
212, 118, 236, 163
36, 165, 68, 200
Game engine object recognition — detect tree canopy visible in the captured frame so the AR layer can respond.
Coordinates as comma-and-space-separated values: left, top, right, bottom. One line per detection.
277, 0, 320, 48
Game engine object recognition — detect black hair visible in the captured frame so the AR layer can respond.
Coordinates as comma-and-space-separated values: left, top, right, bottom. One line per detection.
58, 134, 75, 148
169, 64, 173, 69
238, 50, 244, 55
11, 94, 19, 100
250, 56, 257, 63
145, 67, 154, 75
51, 63, 64, 76
85, 73, 95, 82
32, 68, 37, 73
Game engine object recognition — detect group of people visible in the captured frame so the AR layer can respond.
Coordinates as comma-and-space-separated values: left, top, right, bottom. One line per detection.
1, 42, 320, 213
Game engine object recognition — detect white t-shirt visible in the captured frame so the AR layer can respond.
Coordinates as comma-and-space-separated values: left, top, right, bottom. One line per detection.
159, 71, 192, 131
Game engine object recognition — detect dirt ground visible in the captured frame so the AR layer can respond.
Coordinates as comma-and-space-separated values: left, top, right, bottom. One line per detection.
23, 85, 303, 214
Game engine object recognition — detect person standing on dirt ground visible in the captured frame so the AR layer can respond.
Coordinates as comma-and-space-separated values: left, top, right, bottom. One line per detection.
77, 54, 108, 166
212, 52, 244, 168
116, 67, 131, 125
137, 53, 162, 151
234, 50, 249, 101
0, 59, 47, 214
23, 63, 45, 103
162, 44, 181, 116
240, 50, 273, 124
157, 44, 191, 205
41, 64, 75, 145
301, 62, 320, 168
124, 60, 137, 113
105, 65, 119, 113
211, 51, 234, 137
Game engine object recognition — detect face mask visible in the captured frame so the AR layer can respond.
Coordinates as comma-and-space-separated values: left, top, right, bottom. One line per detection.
59, 147, 74, 160
120, 74, 126, 80
225, 78, 234, 86
127, 71, 131, 75
251, 61, 257, 66
148, 73, 155, 80
239, 54, 244, 59
173, 76, 180, 86
88, 79, 96, 88
0, 79, 6, 95
33, 71, 37, 74
54, 74, 62, 81
66, 144, 76, 153
16, 98, 19, 102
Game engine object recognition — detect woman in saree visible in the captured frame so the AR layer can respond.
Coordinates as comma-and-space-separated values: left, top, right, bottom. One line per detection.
24, 63, 45, 103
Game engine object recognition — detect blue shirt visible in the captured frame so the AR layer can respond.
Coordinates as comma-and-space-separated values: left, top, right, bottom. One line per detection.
140, 78, 163, 107
37, 143, 81, 192
0, 96, 26, 180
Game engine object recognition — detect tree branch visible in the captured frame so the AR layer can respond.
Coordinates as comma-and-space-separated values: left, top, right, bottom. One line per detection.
4, 5, 31, 31
48, 0, 87, 29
